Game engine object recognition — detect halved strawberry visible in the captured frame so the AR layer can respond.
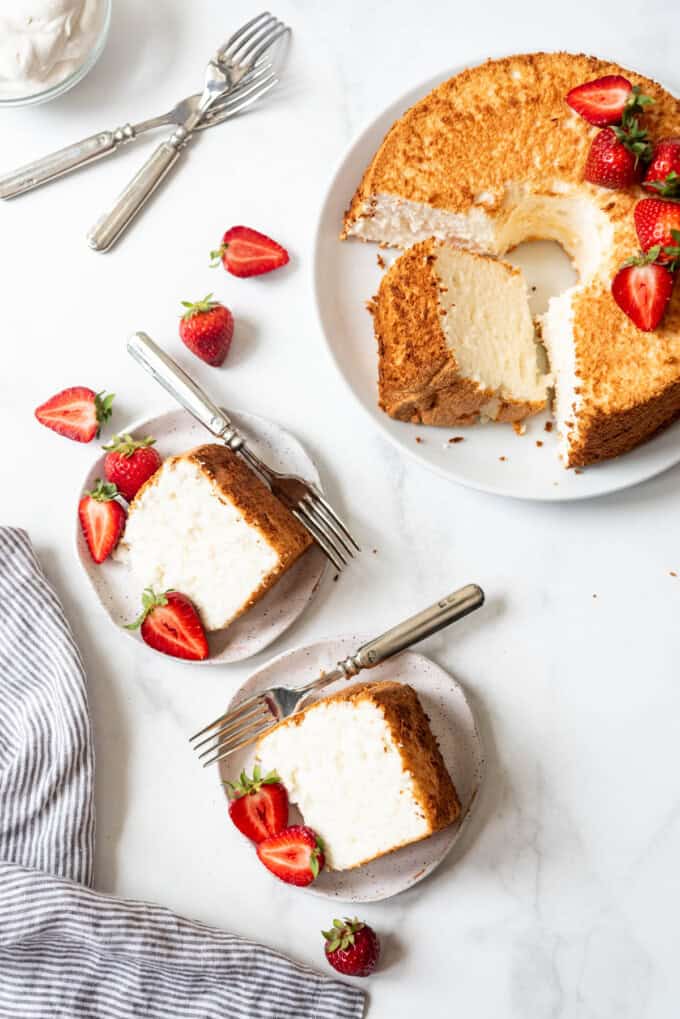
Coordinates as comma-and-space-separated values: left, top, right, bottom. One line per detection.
78, 480, 126, 563
634, 197, 680, 263
611, 252, 675, 332
36, 387, 114, 443
126, 588, 209, 661
211, 226, 289, 278
225, 766, 289, 843
566, 75, 633, 126
256, 825, 325, 886
643, 137, 680, 197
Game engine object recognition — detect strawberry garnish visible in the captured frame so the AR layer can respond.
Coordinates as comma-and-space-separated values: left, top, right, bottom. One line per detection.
225, 766, 289, 844
256, 825, 325, 886
323, 918, 381, 978
634, 197, 680, 263
611, 250, 675, 332
35, 387, 114, 443
210, 226, 289, 278
126, 588, 208, 660
566, 74, 633, 126
179, 294, 234, 366
643, 137, 680, 197
583, 87, 654, 190
103, 434, 162, 502
78, 480, 126, 563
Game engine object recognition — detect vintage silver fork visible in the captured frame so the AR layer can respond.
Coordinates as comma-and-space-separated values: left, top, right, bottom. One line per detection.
190, 583, 484, 766
0, 64, 278, 201
88, 12, 290, 251
127, 331, 359, 572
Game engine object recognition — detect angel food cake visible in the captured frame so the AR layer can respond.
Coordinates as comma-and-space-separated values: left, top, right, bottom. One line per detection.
257, 680, 461, 871
344, 52, 680, 467
116, 444, 312, 631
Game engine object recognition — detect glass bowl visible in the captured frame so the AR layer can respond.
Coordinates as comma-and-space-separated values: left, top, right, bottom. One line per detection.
0, 0, 112, 109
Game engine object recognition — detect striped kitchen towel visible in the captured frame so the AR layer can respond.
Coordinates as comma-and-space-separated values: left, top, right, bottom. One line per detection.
0, 528, 365, 1019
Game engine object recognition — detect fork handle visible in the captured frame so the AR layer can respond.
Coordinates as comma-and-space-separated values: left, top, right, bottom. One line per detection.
127, 331, 245, 450
344, 584, 484, 674
0, 127, 136, 200
87, 127, 190, 252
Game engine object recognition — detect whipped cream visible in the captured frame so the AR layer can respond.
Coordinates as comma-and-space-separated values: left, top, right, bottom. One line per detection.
0, 0, 106, 99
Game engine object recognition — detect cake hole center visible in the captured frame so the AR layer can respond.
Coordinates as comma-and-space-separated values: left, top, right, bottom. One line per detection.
505, 240, 577, 317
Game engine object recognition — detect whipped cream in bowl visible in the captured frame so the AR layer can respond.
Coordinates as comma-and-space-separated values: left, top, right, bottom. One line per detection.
0, 0, 111, 106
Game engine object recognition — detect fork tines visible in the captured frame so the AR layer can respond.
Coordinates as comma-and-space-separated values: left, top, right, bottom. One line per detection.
189, 695, 274, 767
218, 12, 290, 71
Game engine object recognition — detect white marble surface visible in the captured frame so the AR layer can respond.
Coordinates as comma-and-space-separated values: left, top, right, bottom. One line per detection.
1, 1, 679, 1015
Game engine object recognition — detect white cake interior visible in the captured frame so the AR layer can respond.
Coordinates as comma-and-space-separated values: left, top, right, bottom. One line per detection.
257, 696, 430, 870
349, 183, 614, 459
116, 458, 279, 631
435, 246, 547, 412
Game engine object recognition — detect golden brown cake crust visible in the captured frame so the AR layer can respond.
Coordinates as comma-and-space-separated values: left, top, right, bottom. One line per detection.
344, 52, 680, 466
129, 444, 312, 630
261, 679, 461, 866
371, 238, 544, 425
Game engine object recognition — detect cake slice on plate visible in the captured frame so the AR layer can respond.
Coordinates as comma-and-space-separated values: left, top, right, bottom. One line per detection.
116, 444, 312, 631
256, 680, 461, 871
370, 240, 548, 425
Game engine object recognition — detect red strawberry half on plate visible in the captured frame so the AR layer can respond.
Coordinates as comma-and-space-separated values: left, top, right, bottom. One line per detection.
256, 825, 325, 886
126, 588, 209, 661
225, 766, 289, 843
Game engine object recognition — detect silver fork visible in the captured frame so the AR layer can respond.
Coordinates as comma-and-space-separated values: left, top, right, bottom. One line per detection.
190, 583, 485, 766
0, 65, 278, 201
127, 331, 359, 572
88, 12, 290, 252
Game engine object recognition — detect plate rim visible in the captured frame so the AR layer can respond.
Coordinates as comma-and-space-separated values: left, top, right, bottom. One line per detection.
312, 53, 680, 503
74, 405, 327, 666
219, 634, 486, 903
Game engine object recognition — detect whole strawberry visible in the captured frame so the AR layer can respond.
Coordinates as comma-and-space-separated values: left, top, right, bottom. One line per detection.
211, 226, 289, 278
583, 86, 654, 190
225, 766, 289, 844
634, 197, 680, 263
643, 137, 680, 197
103, 434, 162, 501
179, 294, 234, 366
323, 918, 380, 978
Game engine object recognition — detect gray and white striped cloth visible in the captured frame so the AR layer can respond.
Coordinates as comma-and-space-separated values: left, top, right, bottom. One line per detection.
0, 528, 366, 1019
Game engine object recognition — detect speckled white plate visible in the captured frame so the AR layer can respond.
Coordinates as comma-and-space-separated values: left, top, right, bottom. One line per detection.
218, 636, 484, 902
313, 63, 680, 502
76, 408, 327, 665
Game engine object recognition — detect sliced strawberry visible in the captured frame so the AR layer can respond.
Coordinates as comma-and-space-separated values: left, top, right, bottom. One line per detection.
256, 825, 325, 886
78, 480, 126, 563
211, 226, 289, 278
103, 434, 162, 501
611, 253, 675, 332
566, 75, 633, 126
643, 137, 680, 197
225, 766, 289, 843
126, 588, 209, 661
634, 197, 680, 263
36, 387, 114, 443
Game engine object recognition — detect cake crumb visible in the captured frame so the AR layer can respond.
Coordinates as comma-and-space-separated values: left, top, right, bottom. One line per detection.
670, 571, 677, 577
512, 422, 526, 436
415, 436, 424, 444
574, 468, 583, 475
449, 436, 464, 444
592, 593, 597, 598
499, 456, 507, 462
376, 253, 386, 269
536, 440, 543, 448
372, 549, 377, 555
544, 421, 553, 433
531, 285, 537, 292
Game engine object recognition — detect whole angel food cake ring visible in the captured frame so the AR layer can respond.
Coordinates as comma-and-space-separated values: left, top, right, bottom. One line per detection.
343, 52, 680, 468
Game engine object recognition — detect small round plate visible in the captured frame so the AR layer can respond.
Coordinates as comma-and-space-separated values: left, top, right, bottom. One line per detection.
76, 408, 327, 665
219, 636, 484, 902
313, 63, 680, 502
